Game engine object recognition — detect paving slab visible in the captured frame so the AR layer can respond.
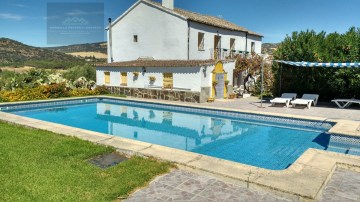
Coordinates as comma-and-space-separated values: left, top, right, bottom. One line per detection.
124, 169, 293, 202
319, 168, 360, 201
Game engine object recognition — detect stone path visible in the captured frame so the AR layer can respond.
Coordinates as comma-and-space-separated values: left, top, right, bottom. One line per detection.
320, 168, 360, 202
124, 169, 292, 202
125, 168, 360, 202
195, 97, 360, 121
140, 97, 360, 121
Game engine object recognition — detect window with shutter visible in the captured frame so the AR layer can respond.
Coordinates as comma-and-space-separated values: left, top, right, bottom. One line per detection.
121, 72, 127, 86
163, 73, 173, 89
198, 32, 205, 50
104, 72, 110, 84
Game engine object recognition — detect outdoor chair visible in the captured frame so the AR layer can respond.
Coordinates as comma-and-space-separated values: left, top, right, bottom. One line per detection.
270, 93, 297, 108
331, 98, 360, 109
291, 94, 319, 109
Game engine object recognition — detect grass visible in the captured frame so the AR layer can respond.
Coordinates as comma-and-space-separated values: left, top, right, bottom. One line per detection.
0, 121, 172, 201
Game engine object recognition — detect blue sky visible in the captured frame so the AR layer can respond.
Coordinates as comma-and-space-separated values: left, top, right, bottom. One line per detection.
0, 0, 359, 47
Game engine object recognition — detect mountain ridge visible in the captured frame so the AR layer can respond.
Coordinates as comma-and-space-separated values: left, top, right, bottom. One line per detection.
0, 38, 83, 68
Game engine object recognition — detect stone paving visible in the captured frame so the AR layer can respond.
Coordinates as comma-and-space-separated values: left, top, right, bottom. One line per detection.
125, 168, 360, 202
139, 96, 360, 121
195, 97, 360, 121
320, 168, 360, 202
124, 169, 292, 202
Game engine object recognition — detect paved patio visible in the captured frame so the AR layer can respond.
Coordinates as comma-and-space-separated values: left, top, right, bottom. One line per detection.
124, 168, 360, 201
195, 97, 360, 121
124, 169, 292, 202
320, 168, 360, 201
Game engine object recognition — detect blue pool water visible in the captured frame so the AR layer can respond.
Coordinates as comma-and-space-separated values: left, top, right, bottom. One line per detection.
3, 98, 360, 170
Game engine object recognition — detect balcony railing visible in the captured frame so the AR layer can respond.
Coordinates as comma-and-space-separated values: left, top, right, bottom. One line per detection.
210, 48, 250, 60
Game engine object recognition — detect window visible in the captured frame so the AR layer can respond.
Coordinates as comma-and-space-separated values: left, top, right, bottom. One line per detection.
104, 72, 110, 84
230, 38, 236, 50
198, 32, 204, 50
133, 35, 138, 42
163, 73, 173, 89
121, 72, 127, 86
214, 35, 221, 49
251, 42, 255, 53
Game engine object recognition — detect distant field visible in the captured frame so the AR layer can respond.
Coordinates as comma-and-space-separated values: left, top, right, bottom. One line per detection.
67, 52, 108, 59
0, 66, 66, 73
0, 66, 35, 73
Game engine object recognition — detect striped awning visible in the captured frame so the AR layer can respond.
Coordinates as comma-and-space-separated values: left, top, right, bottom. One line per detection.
274, 60, 360, 68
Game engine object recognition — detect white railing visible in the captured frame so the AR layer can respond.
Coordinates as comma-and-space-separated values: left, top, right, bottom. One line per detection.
210, 48, 249, 60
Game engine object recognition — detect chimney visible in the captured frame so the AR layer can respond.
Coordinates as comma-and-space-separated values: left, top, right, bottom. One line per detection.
162, 0, 174, 10
108, 18, 114, 63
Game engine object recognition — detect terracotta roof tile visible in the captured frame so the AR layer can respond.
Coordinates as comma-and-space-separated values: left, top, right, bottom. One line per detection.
96, 59, 219, 67
144, 0, 262, 37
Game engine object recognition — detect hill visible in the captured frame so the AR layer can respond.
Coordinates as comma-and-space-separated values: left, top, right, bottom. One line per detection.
46, 42, 107, 54
262, 43, 279, 55
0, 38, 84, 69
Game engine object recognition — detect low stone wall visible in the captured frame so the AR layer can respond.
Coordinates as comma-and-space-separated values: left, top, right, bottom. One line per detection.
107, 86, 201, 103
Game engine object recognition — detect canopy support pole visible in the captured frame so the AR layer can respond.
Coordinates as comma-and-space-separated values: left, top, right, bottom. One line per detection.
280, 63, 283, 96
259, 60, 265, 108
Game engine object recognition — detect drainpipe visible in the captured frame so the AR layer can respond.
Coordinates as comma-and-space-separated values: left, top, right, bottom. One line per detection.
108, 18, 114, 63
187, 21, 190, 60
245, 32, 248, 56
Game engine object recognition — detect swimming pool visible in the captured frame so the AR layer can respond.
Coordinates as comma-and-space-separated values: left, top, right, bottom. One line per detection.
2, 98, 360, 170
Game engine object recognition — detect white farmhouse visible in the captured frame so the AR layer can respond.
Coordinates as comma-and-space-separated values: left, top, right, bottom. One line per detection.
96, 0, 262, 102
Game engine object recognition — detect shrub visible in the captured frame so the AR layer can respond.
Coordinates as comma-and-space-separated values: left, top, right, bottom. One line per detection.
63, 64, 96, 81
69, 89, 98, 97
95, 85, 110, 94
0, 87, 47, 102
43, 83, 70, 98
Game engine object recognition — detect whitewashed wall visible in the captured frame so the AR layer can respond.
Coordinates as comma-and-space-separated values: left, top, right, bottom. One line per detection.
247, 34, 262, 54
189, 21, 247, 60
223, 61, 235, 86
200, 64, 214, 87
96, 66, 202, 91
108, 1, 188, 62
189, 22, 262, 60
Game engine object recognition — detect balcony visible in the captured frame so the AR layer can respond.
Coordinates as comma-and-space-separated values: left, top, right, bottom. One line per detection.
210, 48, 250, 60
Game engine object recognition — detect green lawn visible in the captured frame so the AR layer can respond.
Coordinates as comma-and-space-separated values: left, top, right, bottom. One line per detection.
0, 121, 172, 201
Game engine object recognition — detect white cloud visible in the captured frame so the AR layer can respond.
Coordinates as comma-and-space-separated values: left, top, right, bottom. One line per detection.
43, 15, 60, 20
14, 4, 25, 8
0, 13, 24, 21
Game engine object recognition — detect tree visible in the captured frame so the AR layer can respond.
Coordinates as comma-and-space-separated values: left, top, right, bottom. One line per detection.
234, 53, 274, 95
273, 27, 360, 100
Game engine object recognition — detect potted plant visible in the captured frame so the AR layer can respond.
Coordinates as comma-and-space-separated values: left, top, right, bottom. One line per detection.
225, 80, 230, 85
212, 80, 218, 86
149, 76, 156, 83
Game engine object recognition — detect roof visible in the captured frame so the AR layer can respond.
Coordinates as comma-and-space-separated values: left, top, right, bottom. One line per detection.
96, 59, 219, 67
143, 0, 262, 37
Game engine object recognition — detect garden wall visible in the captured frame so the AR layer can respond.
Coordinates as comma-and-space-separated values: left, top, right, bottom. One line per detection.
106, 86, 201, 103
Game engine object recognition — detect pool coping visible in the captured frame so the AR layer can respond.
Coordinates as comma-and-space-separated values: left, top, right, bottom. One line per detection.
0, 96, 360, 200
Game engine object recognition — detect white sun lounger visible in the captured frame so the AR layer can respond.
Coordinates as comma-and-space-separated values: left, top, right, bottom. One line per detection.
331, 98, 360, 109
270, 93, 297, 108
291, 94, 319, 109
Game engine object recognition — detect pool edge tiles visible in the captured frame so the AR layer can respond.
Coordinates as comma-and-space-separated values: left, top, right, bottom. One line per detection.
1, 97, 335, 132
